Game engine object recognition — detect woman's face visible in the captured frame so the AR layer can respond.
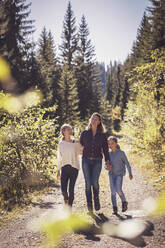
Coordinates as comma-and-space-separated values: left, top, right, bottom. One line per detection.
108, 140, 117, 150
63, 127, 72, 137
90, 114, 100, 128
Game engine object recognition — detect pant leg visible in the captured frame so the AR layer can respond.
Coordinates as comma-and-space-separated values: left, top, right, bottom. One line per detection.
61, 165, 70, 201
109, 173, 117, 207
82, 158, 93, 205
68, 167, 78, 206
91, 159, 102, 200
116, 175, 126, 203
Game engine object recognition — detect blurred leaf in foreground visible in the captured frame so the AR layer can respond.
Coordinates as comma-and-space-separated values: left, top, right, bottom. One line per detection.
142, 192, 165, 216
0, 89, 42, 113
102, 219, 146, 239
0, 56, 11, 81
41, 209, 89, 247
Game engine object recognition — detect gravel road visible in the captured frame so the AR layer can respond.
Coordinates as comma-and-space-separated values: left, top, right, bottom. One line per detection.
0, 160, 164, 248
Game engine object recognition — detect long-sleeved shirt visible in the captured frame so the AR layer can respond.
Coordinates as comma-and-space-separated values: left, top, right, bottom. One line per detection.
109, 149, 132, 176
57, 140, 82, 170
80, 129, 109, 161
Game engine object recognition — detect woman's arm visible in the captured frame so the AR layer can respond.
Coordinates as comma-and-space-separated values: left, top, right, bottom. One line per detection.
102, 134, 110, 162
80, 130, 85, 146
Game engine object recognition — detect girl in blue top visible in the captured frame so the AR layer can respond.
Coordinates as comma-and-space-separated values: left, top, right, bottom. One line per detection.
107, 136, 133, 214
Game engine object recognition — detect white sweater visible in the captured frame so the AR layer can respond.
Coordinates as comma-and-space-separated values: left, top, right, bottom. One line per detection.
57, 140, 82, 170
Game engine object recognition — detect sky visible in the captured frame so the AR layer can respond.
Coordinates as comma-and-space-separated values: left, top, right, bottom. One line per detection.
27, 0, 150, 66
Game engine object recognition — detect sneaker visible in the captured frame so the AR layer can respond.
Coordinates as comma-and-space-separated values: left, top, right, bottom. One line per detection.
122, 201, 128, 212
113, 206, 118, 215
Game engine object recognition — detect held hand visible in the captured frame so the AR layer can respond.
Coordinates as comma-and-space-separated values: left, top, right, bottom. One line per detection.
57, 171, 61, 181
106, 161, 112, 171
129, 174, 133, 180
106, 165, 112, 171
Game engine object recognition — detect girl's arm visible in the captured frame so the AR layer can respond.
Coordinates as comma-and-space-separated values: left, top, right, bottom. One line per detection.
122, 151, 133, 179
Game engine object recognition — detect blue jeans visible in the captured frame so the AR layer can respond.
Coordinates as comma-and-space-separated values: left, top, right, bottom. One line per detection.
109, 173, 126, 207
82, 158, 102, 205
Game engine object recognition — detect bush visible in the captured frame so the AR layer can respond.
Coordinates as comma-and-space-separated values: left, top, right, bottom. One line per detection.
0, 99, 59, 209
123, 49, 165, 169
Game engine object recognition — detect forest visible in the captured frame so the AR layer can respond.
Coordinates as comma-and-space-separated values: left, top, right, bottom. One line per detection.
0, 0, 165, 211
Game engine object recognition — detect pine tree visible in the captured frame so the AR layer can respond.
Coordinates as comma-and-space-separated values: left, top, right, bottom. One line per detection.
59, 65, 80, 125
74, 15, 101, 119
37, 27, 58, 107
148, 0, 165, 49
0, 0, 34, 92
131, 12, 152, 64
60, 1, 78, 67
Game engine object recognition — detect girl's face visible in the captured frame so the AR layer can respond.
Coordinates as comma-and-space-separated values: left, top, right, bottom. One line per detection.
63, 127, 72, 137
108, 139, 117, 150
90, 114, 100, 128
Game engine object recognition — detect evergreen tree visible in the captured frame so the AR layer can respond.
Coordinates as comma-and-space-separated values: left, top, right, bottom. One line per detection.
60, 1, 78, 67
148, 0, 165, 49
131, 12, 152, 64
59, 64, 80, 125
37, 27, 59, 107
74, 15, 101, 119
0, 0, 34, 92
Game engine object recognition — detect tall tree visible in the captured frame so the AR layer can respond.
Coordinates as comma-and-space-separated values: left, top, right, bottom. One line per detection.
131, 12, 152, 64
59, 1, 78, 67
148, 0, 165, 49
37, 27, 59, 107
74, 15, 101, 119
58, 64, 80, 125
0, 0, 34, 92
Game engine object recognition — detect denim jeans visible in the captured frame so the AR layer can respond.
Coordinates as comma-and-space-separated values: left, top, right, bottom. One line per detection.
109, 173, 126, 207
61, 164, 78, 206
82, 158, 102, 205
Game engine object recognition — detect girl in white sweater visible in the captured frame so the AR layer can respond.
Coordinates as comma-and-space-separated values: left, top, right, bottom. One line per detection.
57, 124, 82, 207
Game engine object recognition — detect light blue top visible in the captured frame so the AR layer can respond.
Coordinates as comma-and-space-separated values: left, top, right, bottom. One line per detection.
108, 149, 132, 176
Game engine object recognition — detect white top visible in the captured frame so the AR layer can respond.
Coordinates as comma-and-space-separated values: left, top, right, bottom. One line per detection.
57, 140, 82, 170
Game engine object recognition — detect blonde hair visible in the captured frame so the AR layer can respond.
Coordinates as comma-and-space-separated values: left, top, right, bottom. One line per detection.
108, 136, 120, 149
60, 124, 72, 140
87, 112, 106, 133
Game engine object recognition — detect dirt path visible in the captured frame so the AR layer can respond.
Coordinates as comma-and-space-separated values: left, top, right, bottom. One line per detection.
0, 159, 165, 248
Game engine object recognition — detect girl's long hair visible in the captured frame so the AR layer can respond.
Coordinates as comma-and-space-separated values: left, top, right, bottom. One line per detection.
60, 123, 72, 141
87, 112, 106, 133
108, 136, 120, 149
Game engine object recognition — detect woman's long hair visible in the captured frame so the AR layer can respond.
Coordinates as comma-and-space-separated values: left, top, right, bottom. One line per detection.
86, 112, 106, 133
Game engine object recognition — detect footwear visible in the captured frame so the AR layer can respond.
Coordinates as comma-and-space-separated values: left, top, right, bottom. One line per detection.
122, 201, 128, 212
64, 199, 69, 205
94, 197, 100, 211
87, 202, 93, 212
113, 206, 118, 215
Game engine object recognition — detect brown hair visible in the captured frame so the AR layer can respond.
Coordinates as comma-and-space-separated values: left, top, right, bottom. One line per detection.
60, 124, 72, 140
87, 112, 106, 133
108, 136, 120, 149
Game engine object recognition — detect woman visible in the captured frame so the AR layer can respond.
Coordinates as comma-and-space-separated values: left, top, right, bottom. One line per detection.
57, 124, 82, 208
107, 136, 133, 214
80, 113, 111, 212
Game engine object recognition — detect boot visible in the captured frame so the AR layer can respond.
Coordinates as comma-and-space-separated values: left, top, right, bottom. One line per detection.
113, 206, 118, 215
122, 201, 128, 212
64, 199, 69, 205
94, 196, 100, 211
87, 201, 93, 213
